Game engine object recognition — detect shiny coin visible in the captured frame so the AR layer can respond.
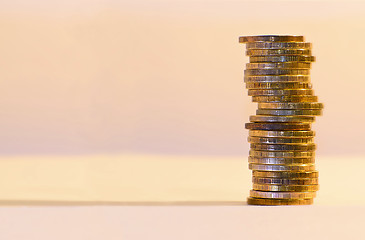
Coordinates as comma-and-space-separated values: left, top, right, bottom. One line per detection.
249, 55, 315, 63
245, 69, 310, 76
252, 177, 318, 185
248, 89, 313, 95
246, 62, 311, 69
246, 82, 312, 89
250, 143, 316, 151
249, 130, 315, 138
248, 136, 314, 144
248, 156, 315, 164
253, 95, 317, 102
239, 35, 305, 43
244, 75, 310, 82
247, 197, 313, 205
249, 115, 315, 123
246, 42, 312, 49
250, 150, 315, 158
249, 163, 316, 171
256, 109, 322, 116
252, 170, 319, 178
246, 49, 312, 56
245, 123, 311, 131
252, 184, 319, 192
259, 102, 324, 109
250, 190, 316, 199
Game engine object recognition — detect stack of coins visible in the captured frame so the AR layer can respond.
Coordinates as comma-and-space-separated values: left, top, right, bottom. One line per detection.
239, 35, 323, 205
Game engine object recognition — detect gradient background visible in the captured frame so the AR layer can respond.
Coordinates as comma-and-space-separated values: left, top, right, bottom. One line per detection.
1, 0, 365, 158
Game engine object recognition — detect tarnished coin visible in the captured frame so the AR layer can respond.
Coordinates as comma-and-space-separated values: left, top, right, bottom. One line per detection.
246, 42, 312, 49
248, 156, 315, 164
245, 122, 311, 131
244, 75, 310, 82
250, 190, 316, 199
258, 102, 324, 109
253, 95, 318, 102
246, 49, 312, 56
249, 163, 316, 171
246, 62, 311, 69
246, 82, 312, 89
249, 130, 315, 138
249, 150, 315, 158
247, 197, 313, 205
252, 184, 319, 192
249, 115, 315, 123
253, 177, 318, 185
248, 136, 314, 144
239, 35, 305, 43
249, 55, 315, 63
256, 109, 322, 116
248, 89, 313, 96
250, 143, 316, 151
245, 69, 310, 76
252, 170, 319, 178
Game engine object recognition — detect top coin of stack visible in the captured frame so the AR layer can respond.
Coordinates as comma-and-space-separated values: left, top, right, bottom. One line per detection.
239, 35, 323, 206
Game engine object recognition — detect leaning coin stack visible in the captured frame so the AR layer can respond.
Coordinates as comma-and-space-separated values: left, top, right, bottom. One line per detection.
239, 35, 323, 205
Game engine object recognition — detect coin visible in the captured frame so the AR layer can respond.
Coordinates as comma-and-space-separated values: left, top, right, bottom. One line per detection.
249, 163, 316, 171
253, 95, 318, 102
249, 55, 315, 63
245, 69, 310, 76
252, 177, 318, 185
248, 156, 315, 164
252, 184, 319, 192
258, 102, 324, 109
250, 190, 316, 199
249, 115, 315, 123
249, 130, 315, 138
247, 197, 313, 205
252, 170, 319, 178
239, 35, 305, 43
251, 143, 316, 151
246, 82, 312, 89
248, 89, 313, 95
245, 122, 311, 131
256, 109, 322, 116
249, 150, 315, 158
248, 136, 314, 144
246, 49, 312, 56
244, 75, 310, 82
246, 62, 311, 69
246, 42, 311, 50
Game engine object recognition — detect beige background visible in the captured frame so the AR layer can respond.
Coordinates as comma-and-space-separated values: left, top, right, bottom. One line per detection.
0, 1, 365, 157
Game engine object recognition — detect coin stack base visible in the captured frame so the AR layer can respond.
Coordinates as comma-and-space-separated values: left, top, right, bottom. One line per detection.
239, 35, 323, 206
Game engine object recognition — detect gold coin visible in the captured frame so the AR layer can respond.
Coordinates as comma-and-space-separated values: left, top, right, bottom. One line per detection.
244, 75, 310, 82
239, 35, 305, 43
246, 49, 312, 56
249, 130, 315, 138
246, 82, 312, 89
256, 109, 322, 116
248, 89, 313, 95
246, 42, 311, 49
245, 69, 310, 76
253, 95, 318, 102
245, 122, 311, 131
249, 163, 316, 171
252, 170, 319, 178
249, 115, 315, 123
258, 102, 324, 109
249, 150, 315, 158
246, 62, 311, 69
248, 136, 314, 144
252, 184, 319, 192
250, 143, 316, 151
252, 177, 318, 185
248, 156, 315, 164
249, 55, 315, 63
250, 190, 316, 199
247, 197, 313, 205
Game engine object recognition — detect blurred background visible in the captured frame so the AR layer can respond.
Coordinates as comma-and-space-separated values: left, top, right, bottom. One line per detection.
0, 0, 365, 157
